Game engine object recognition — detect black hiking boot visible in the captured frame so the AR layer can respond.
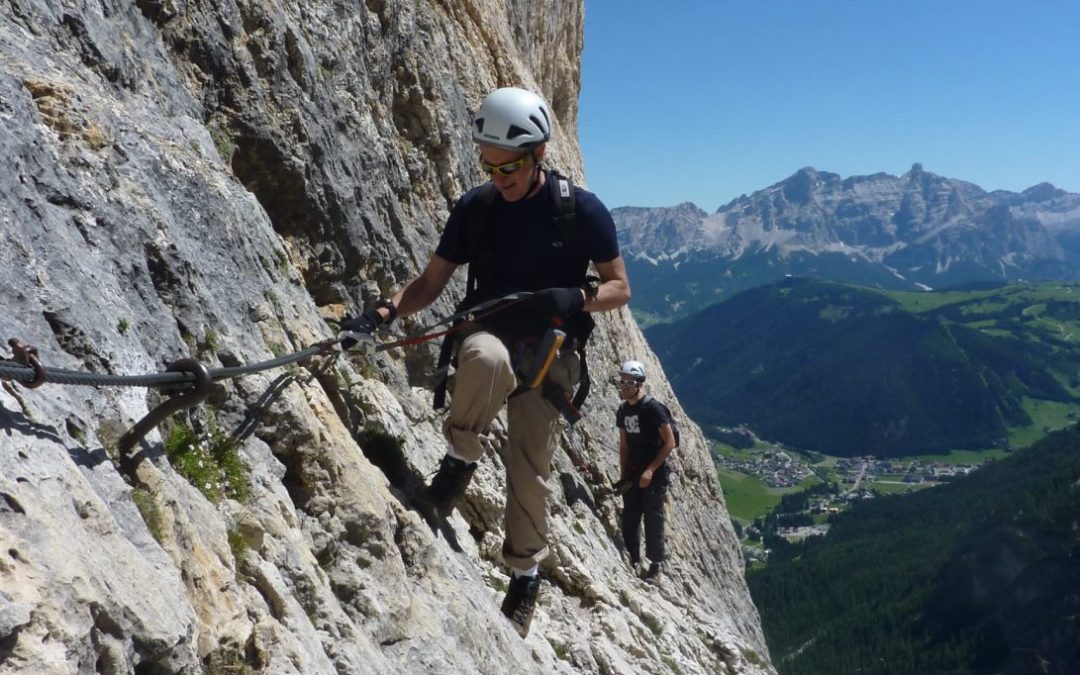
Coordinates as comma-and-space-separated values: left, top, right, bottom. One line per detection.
415, 455, 476, 526
643, 561, 663, 583
501, 573, 542, 637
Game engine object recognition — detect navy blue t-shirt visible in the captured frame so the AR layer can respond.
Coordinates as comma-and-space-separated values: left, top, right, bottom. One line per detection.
436, 171, 619, 340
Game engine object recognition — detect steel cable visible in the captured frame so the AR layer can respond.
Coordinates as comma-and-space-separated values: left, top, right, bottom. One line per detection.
0, 291, 540, 390
0, 342, 334, 388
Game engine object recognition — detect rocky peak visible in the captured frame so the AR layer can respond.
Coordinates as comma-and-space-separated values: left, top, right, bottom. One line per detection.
1022, 182, 1067, 202
613, 202, 710, 259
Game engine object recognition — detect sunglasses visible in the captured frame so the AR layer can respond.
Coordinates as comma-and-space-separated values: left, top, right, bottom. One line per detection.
614, 377, 641, 387
480, 156, 528, 176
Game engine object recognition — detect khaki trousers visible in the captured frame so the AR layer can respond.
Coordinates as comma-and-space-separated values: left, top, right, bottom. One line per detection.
443, 325, 580, 570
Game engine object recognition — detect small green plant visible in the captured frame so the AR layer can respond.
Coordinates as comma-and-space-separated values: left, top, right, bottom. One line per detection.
642, 612, 663, 636
203, 328, 219, 354
661, 655, 684, 675
181, 331, 197, 354
227, 526, 249, 564
275, 248, 289, 275
164, 424, 249, 503
268, 342, 287, 358
208, 125, 236, 165
552, 641, 571, 662
204, 647, 256, 675
337, 367, 355, 388
131, 487, 165, 543
117, 318, 129, 335
356, 357, 380, 381
740, 647, 766, 667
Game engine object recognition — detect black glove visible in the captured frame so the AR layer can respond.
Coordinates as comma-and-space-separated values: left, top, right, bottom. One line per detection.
338, 308, 382, 350
533, 287, 585, 318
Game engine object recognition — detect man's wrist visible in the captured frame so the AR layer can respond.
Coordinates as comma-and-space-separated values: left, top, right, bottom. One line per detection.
581, 277, 600, 302
373, 297, 397, 325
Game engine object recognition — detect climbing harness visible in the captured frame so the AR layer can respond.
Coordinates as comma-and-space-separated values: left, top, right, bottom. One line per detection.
432, 169, 595, 415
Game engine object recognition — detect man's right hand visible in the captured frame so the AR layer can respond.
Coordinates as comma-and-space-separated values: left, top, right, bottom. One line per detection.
338, 309, 382, 350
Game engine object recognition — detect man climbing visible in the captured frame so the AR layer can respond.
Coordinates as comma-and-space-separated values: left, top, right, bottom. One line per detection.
614, 360, 676, 582
339, 87, 630, 636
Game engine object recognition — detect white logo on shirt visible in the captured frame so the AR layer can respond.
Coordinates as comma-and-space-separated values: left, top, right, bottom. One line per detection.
625, 415, 640, 434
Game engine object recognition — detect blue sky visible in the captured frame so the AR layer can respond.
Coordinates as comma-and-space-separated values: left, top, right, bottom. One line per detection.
578, 1, 1080, 210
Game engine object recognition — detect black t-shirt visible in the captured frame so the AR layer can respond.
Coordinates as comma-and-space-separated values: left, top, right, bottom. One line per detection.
435, 171, 619, 341
616, 396, 674, 467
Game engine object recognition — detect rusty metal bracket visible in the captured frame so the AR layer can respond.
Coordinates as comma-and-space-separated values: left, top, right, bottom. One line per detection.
8, 339, 47, 388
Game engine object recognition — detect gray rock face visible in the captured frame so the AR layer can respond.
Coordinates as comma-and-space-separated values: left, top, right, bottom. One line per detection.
0, 2, 771, 674
616, 165, 1080, 320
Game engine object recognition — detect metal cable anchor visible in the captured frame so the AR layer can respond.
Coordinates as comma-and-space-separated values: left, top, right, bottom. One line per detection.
8, 339, 47, 388
117, 358, 212, 457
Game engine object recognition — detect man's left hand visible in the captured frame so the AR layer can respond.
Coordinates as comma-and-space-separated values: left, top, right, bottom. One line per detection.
338, 308, 382, 351
639, 468, 654, 489
534, 287, 585, 318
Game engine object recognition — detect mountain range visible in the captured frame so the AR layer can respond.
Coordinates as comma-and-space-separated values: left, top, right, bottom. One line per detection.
615, 165, 1080, 323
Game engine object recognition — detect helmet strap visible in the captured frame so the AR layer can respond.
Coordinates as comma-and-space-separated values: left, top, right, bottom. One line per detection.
524, 158, 544, 198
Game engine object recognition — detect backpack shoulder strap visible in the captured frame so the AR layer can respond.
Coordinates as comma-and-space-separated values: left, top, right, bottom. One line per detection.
659, 399, 680, 445
643, 395, 669, 419
464, 182, 500, 297
547, 170, 583, 259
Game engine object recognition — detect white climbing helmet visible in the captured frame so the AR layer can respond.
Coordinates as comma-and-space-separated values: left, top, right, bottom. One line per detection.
472, 87, 552, 150
618, 360, 647, 383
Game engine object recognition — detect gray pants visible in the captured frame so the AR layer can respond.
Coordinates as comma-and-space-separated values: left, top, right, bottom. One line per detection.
621, 464, 670, 564
443, 325, 580, 570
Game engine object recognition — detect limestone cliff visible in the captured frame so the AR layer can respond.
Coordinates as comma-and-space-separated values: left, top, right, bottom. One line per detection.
0, 1, 773, 673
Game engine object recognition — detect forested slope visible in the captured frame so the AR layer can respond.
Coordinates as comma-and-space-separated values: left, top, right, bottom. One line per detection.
747, 425, 1080, 675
